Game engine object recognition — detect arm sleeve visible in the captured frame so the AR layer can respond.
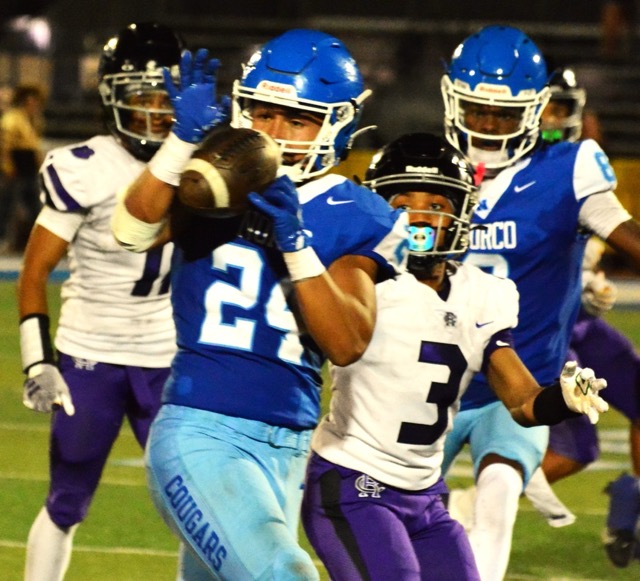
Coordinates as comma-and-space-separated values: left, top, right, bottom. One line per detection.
481, 328, 515, 374
579, 191, 632, 239
35, 205, 84, 243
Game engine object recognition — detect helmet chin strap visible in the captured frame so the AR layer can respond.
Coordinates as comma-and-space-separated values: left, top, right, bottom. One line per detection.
467, 145, 510, 168
276, 163, 304, 183
408, 255, 444, 280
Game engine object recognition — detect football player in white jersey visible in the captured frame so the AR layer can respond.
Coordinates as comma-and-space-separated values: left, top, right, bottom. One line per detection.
112, 29, 408, 580
301, 132, 608, 581
439, 25, 640, 580
17, 23, 181, 580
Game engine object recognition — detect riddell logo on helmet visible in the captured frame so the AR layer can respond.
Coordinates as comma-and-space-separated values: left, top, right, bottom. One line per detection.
406, 165, 439, 174
475, 83, 537, 98
257, 81, 297, 97
476, 83, 511, 96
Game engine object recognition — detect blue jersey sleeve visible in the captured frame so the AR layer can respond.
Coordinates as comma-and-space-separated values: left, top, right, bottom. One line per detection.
301, 177, 408, 278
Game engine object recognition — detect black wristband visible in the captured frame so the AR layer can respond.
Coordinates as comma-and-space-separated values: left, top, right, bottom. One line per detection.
532, 382, 582, 425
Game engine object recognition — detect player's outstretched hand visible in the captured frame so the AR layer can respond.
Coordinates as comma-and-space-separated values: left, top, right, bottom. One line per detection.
23, 363, 75, 416
249, 176, 308, 252
559, 361, 608, 424
582, 270, 618, 317
164, 49, 230, 144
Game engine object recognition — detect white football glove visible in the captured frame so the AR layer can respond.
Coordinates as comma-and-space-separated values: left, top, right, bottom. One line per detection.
581, 270, 617, 317
23, 363, 75, 416
559, 361, 608, 425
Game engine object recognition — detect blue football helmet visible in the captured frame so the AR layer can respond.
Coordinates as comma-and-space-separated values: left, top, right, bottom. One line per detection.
441, 25, 550, 171
364, 133, 478, 276
231, 29, 370, 183
541, 67, 586, 143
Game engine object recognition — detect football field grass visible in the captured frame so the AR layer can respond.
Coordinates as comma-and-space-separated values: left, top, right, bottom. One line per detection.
1, 279, 639, 580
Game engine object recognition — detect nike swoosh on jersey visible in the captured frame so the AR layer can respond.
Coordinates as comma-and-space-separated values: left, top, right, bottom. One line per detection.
496, 340, 510, 347
327, 197, 355, 205
475, 321, 493, 328
513, 181, 536, 193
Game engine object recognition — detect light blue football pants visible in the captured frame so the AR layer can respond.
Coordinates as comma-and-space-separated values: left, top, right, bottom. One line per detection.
146, 404, 319, 580
442, 400, 549, 487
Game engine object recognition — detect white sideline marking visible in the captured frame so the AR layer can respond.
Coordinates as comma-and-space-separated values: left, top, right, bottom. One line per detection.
508, 576, 614, 581
0, 422, 136, 437
0, 472, 145, 487
0, 539, 177, 558
0, 540, 327, 570
0, 539, 608, 580
0, 422, 50, 433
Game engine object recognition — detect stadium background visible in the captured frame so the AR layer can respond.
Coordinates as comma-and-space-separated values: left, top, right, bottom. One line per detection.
2, 1, 640, 579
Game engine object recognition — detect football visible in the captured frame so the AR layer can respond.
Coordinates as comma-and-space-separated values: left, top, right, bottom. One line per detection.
177, 126, 281, 217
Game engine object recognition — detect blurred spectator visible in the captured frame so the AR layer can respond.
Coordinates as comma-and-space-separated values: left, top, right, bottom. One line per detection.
0, 84, 46, 254
601, 0, 637, 61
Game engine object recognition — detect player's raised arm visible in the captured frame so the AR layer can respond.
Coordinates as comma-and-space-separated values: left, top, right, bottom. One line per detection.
249, 176, 395, 366
112, 49, 229, 252
487, 347, 608, 427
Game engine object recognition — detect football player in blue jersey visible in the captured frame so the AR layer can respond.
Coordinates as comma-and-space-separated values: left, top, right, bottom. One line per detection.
439, 25, 640, 580
112, 29, 408, 580
17, 23, 181, 580
525, 66, 640, 568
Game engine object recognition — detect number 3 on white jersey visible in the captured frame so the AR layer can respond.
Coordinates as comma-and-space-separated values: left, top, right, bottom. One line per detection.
199, 244, 305, 364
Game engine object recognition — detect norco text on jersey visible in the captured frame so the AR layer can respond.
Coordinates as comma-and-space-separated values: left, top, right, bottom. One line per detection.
469, 221, 517, 250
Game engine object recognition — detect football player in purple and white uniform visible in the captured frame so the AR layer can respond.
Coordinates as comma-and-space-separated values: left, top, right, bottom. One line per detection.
439, 25, 640, 580
112, 29, 408, 580
301, 132, 607, 581
18, 23, 181, 580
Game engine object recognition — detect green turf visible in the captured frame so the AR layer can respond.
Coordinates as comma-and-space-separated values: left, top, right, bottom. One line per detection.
1, 280, 639, 579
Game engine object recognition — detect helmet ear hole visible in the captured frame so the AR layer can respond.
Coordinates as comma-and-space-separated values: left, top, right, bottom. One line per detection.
98, 22, 183, 161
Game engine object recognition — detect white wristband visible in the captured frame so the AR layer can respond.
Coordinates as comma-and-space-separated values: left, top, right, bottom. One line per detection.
111, 195, 165, 253
148, 132, 198, 186
20, 314, 54, 373
283, 247, 326, 282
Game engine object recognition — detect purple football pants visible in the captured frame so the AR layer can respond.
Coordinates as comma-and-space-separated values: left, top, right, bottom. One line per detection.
549, 312, 640, 464
302, 453, 480, 581
45, 352, 169, 528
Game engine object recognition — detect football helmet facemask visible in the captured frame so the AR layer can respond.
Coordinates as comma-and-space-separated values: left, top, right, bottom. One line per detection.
441, 25, 550, 171
364, 132, 478, 277
231, 28, 370, 183
98, 22, 183, 161
541, 67, 586, 143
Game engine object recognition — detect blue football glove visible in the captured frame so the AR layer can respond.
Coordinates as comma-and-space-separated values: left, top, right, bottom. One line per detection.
248, 176, 308, 252
164, 48, 230, 144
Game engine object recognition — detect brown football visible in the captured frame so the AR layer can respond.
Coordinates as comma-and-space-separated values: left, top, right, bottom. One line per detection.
177, 126, 281, 217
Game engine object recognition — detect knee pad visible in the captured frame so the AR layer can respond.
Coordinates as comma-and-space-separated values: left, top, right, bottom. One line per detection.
475, 463, 523, 531
47, 489, 91, 529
